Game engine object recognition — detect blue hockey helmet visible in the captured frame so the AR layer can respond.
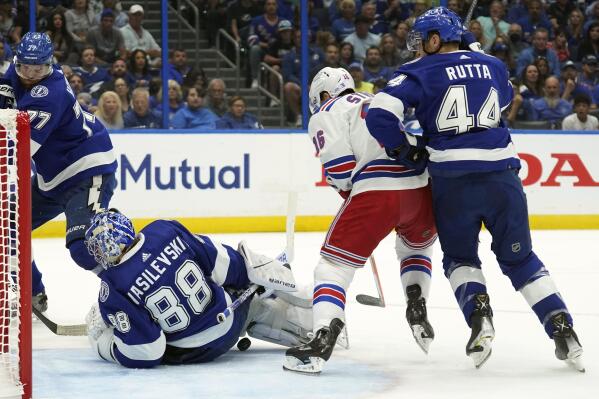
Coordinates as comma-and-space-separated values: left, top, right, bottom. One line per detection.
408, 7, 464, 51
15, 32, 54, 65
85, 209, 136, 269
14, 32, 54, 83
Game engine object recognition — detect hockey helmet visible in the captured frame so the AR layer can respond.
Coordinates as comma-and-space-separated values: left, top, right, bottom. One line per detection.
408, 7, 464, 51
309, 67, 355, 114
85, 209, 136, 269
14, 32, 54, 82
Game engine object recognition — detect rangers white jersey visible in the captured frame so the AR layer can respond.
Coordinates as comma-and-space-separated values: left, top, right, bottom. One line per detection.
309, 92, 429, 197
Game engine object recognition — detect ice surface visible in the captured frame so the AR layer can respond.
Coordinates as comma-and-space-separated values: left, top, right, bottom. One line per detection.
31, 230, 599, 398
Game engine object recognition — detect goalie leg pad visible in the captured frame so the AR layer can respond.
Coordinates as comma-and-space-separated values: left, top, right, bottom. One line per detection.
245, 295, 312, 347
313, 257, 355, 331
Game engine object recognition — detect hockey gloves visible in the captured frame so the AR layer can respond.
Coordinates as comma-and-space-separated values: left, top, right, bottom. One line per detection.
385, 131, 429, 173
461, 31, 484, 53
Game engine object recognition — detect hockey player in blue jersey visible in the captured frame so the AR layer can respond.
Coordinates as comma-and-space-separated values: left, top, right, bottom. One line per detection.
3, 32, 117, 313
366, 7, 584, 371
84, 209, 313, 367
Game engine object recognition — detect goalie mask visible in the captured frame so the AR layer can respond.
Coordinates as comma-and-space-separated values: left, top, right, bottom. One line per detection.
85, 209, 136, 269
309, 67, 355, 114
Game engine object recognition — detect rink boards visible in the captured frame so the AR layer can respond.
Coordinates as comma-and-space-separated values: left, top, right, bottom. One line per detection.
33, 130, 599, 237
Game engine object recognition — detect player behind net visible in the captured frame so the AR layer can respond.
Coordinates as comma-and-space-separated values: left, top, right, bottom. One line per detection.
366, 7, 584, 371
283, 67, 438, 375
1, 32, 118, 314
83, 209, 315, 367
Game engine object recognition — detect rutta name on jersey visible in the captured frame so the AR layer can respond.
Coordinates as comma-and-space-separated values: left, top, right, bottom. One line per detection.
126, 236, 188, 305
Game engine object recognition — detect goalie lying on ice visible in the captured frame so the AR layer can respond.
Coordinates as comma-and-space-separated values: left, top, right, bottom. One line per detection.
84, 209, 313, 368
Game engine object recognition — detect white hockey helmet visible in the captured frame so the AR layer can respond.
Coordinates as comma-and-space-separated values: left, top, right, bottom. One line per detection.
309, 67, 355, 114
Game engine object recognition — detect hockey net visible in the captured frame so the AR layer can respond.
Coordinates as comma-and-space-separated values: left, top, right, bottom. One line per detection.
0, 110, 31, 399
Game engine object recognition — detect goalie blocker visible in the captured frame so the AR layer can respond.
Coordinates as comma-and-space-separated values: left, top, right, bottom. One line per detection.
83, 210, 312, 368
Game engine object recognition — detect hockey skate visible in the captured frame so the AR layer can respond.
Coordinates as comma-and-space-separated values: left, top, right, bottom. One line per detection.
405, 284, 434, 354
283, 318, 345, 375
551, 312, 585, 372
466, 293, 494, 368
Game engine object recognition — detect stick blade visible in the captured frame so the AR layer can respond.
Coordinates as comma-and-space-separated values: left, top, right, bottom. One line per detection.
355, 294, 385, 307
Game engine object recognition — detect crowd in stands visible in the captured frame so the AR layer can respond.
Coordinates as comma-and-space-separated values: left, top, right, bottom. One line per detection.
0, 0, 263, 130
1, 0, 599, 130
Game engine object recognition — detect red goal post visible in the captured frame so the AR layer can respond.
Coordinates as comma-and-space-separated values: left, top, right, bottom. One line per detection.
0, 110, 31, 399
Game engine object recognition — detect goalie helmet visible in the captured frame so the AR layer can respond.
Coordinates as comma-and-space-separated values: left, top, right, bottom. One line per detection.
408, 7, 464, 51
309, 67, 355, 114
85, 209, 136, 269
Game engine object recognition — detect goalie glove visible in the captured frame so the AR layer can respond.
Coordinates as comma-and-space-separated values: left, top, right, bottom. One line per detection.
238, 241, 297, 293
0, 78, 16, 109
86, 302, 117, 363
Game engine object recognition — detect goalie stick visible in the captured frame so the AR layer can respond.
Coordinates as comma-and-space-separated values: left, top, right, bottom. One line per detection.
217, 191, 298, 324
355, 255, 386, 307
32, 307, 87, 336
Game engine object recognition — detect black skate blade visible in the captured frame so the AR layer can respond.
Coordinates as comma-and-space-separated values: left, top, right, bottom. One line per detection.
356, 294, 384, 307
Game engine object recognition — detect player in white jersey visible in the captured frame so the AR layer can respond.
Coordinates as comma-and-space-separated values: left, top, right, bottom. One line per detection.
283, 67, 437, 375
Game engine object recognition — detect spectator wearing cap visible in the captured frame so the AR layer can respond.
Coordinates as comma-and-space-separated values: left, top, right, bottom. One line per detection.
516, 28, 560, 77
331, 0, 357, 42
558, 60, 594, 105
93, 0, 129, 28
87, 9, 127, 65
120, 4, 161, 64
476, 0, 510, 51
580, 55, 599, 87
525, 76, 572, 123
262, 20, 295, 104
348, 62, 374, 94
216, 96, 263, 129
171, 86, 220, 129
490, 38, 515, 77
65, 0, 95, 50
247, 0, 280, 89
362, 46, 392, 83
342, 15, 381, 62
562, 94, 599, 130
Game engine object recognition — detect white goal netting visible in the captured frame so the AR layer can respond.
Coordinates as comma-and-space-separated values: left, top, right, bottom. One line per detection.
0, 109, 30, 399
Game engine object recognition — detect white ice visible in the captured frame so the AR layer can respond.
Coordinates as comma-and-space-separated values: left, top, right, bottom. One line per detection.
31, 230, 599, 399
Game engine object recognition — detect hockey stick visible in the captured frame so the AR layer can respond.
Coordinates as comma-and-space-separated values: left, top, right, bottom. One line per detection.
32, 307, 87, 336
355, 255, 386, 307
464, 0, 479, 25
218, 194, 298, 324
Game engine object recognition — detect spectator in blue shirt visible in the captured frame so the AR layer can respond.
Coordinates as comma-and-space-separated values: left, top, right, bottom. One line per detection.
124, 87, 162, 128
331, 0, 357, 42
216, 96, 263, 129
517, 28, 560, 77
156, 79, 184, 121
362, 45, 392, 83
525, 76, 573, 123
171, 86, 220, 129
74, 45, 110, 94
128, 48, 153, 88
517, 0, 553, 42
